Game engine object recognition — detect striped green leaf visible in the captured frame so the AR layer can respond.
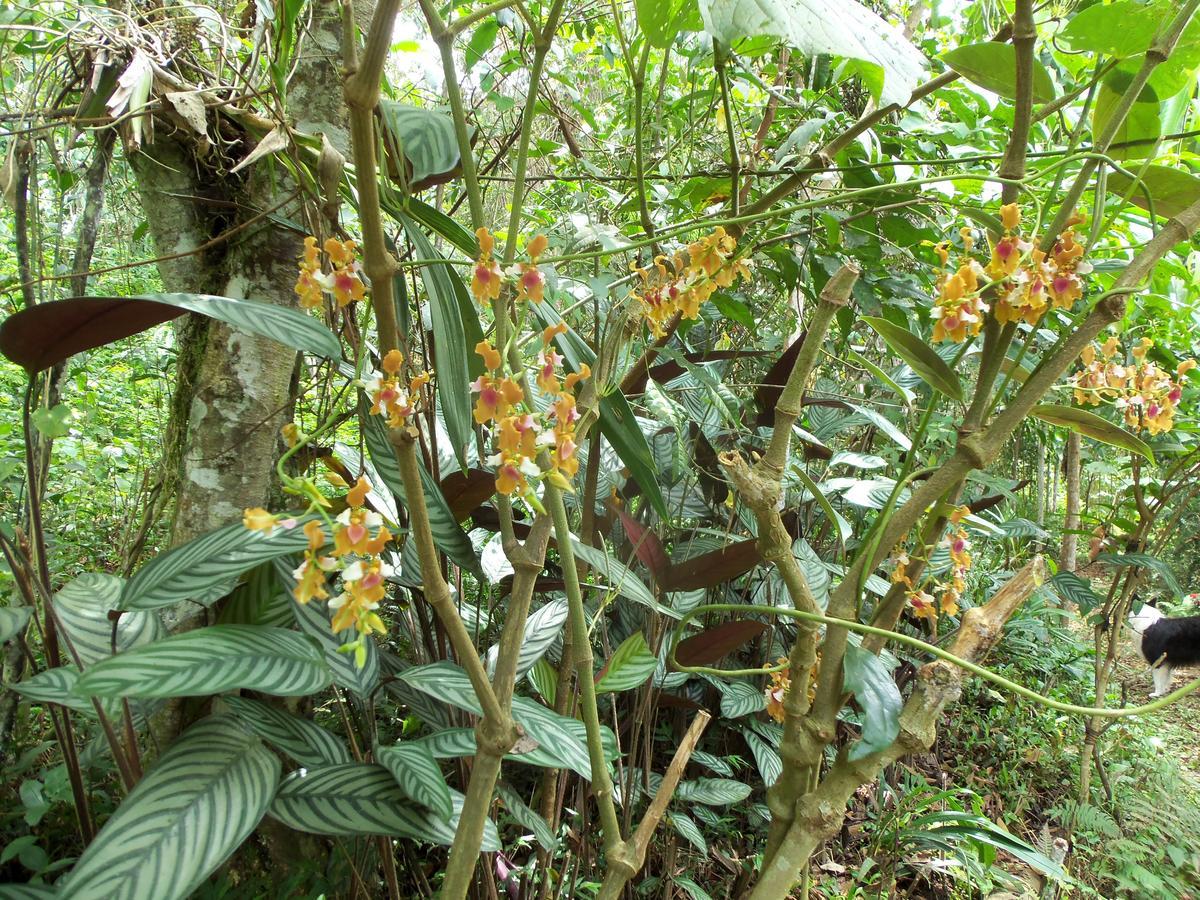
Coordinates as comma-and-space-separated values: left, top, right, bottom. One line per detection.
0, 606, 31, 644
485, 598, 568, 681
128, 293, 341, 360
1048, 572, 1103, 615
595, 631, 657, 693
399, 215, 482, 467
12, 667, 94, 713
675, 778, 752, 806
278, 558, 380, 697
400, 196, 478, 257
269, 763, 499, 849
528, 658, 557, 706
1032, 404, 1155, 463
0, 883, 58, 898
496, 782, 557, 850
719, 681, 766, 719
531, 301, 668, 518
1096, 551, 1182, 596
122, 515, 319, 611
55, 574, 164, 666
415, 727, 585, 770
376, 742, 453, 820
59, 715, 280, 900
378, 102, 467, 190
741, 726, 782, 787
400, 662, 617, 778
570, 539, 679, 619
73, 625, 330, 699
861, 316, 963, 402
360, 408, 480, 575
671, 811, 708, 854
223, 696, 350, 767
218, 562, 295, 627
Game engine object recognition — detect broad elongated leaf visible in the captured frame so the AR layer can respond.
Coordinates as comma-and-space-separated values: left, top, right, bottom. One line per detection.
660, 539, 761, 592
1107, 165, 1200, 219
595, 631, 658, 693
59, 716, 280, 900
842, 643, 901, 761
0, 606, 31, 644
0, 884, 57, 898
795, 539, 832, 606
218, 561, 294, 628
379, 101, 468, 191
1048, 572, 1103, 615
1, 291, 340, 372
376, 742, 453, 820
611, 503, 670, 582
223, 696, 350, 767
637, 0, 701, 47
861, 316, 963, 402
719, 681, 766, 718
675, 777, 752, 806
360, 406, 481, 575
401, 196, 479, 257
12, 667, 94, 713
399, 661, 616, 779
1031, 405, 1154, 463
671, 811, 708, 854
55, 574, 163, 666
416, 726, 588, 770
1095, 552, 1182, 597
846, 403, 913, 451
399, 214, 476, 467
280, 562, 380, 697
941, 42, 1055, 103
674, 620, 766, 667
1059, 0, 1164, 58
698, 0, 925, 106
496, 782, 557, 850
485, 598, 568, 681
742, 726, 782, 787
570, 539, 679, 619
122, 515, 319, 611
74, 625, 330, 699
269, 763, 499, 849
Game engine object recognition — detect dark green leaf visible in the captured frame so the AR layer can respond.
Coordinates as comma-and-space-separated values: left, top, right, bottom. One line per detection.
941, 42, 1055, 104
861, 316, 963, 401
1031, 405, 1154, 463
1106, 164, 1200, 219
1048, 572, 1103, 615
842, 643, 900, 761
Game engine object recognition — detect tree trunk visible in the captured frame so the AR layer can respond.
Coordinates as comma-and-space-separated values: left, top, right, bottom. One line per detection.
1035, 439, 1046, 527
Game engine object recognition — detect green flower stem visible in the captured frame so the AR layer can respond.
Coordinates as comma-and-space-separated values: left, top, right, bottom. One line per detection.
670, 603, 1200, 718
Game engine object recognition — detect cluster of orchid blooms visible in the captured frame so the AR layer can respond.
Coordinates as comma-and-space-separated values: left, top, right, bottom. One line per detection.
931, 203, 1090, 342
631, 226, 751, 337
243, 474, 392, 664
1069, 335, 1195, 435
891, 505, 974, 623
294, 236, 367, 309
764, 655, 821, 724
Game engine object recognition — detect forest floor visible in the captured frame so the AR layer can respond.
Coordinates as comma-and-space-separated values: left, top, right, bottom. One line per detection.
1110, 635, 1200, 781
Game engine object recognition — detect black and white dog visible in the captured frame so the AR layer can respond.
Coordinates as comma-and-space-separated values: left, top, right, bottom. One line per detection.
1127, 602, 1200, 697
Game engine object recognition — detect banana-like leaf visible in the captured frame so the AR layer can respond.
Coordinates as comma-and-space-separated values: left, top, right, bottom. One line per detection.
0, 293, 341, 373
223, 696, 351, 767
55, 573, 164, 666
398, 214, 477, 468
360, 405, 481, 576
1031, 404, 1154, 463
269, 762, 499, 849
376, 742, 454, 820
73, 625, 331, 699
12, 667, 94, 713
595, 631, 658, 693
122, 514, 320, 611
59, 715, 280, 900
861, 316, 963, 402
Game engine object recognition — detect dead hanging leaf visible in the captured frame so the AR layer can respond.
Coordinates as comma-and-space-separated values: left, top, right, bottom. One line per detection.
107, 50, 154, 149
0, 140, 20, 211
0, 297, 185, 372
230, 126, 289, 174
609, 501, 669, 583
318, 132, 346, 219
660, 539, 762, 592
674, 620, 767, 667
441, 468, 496, 522
755, 330, 807, 425
165, 91, 209, 139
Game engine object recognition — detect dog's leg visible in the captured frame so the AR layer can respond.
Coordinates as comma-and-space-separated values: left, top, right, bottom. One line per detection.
1151, 665, 1173, 698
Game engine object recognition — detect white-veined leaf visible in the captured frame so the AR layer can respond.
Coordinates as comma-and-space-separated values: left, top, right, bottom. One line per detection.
376, 742, 453, 820
570, 539, 679, 619
671, 811, 708, 854
12, 667, 94, 713
496, 782, 557, 850
675, 777, 752, 806
742, 727, 782, 787
223, 696, 350, 767
485, 598, 568, 681
0, 606, 31, 644
829, 450, 887, 470
122, 515, 320, 611
59, 715, 279, 900
55, 574, 164, 666
595, 631, 658, 693
73, 625, 330, 699
719, 681, 766, 719
528, 657, 558, 706
269, 763, 499, 849
690, 750, 734, 777
794, 539, 831, 606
